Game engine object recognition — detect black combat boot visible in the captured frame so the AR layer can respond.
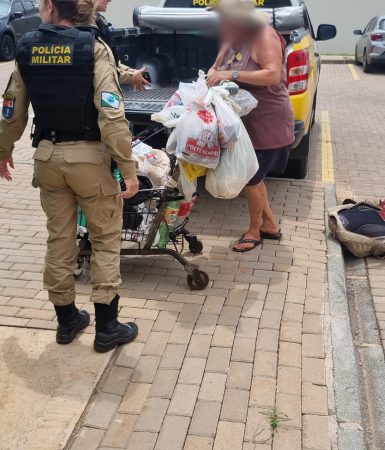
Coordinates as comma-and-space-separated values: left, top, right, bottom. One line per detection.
54, 303, 90, 345
94, 294, 138, 353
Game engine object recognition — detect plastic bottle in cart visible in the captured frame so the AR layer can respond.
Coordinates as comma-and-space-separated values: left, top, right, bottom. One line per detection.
156, 194, 181, 249
114, 168, 126, 191
176, 196, 197, 226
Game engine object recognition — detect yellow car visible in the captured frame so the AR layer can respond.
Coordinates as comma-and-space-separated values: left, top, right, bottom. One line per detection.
285, 7, 336, 177
121, 0, 337, 178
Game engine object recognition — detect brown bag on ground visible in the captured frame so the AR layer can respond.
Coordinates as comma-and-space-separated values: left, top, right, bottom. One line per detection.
328, 200, 385, 259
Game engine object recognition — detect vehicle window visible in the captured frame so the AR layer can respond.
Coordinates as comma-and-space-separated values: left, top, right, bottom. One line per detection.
379, 19, 385, 31
303, 9, 315, 38
10, 1, 25, 14
369, 18, 379, 31
0, 2, 10, 17
364, 19, 375, 33
22, 1, 35, 13
164, 0, 292, 7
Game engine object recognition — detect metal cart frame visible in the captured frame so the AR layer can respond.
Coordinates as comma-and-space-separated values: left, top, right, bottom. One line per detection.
76, 126, 209, 291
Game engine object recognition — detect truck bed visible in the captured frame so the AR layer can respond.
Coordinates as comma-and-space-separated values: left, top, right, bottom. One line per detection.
122, 86, 176, 122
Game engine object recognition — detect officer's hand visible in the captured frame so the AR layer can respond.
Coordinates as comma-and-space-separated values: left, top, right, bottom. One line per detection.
0, 158, 14, 181
132, 66, 151, 91
121, 176, 139, 199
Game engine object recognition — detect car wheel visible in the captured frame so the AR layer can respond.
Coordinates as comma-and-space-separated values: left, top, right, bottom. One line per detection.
283, 132, 311, 179
0, 34, 16, 61
363, 50, 373, 73
354, 46, 362, 66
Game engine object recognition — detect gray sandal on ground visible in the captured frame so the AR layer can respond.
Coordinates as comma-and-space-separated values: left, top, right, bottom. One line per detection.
232, 235, 263, 253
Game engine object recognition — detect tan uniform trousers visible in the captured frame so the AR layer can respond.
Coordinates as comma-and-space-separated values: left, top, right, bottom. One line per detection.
33, 139, 123, 306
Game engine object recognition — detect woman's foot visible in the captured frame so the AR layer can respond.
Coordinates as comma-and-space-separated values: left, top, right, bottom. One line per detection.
232, 232, 262, 253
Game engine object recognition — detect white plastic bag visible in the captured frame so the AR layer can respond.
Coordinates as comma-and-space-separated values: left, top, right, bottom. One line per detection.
213, 93, 242, 146
232, 89, 258, 117
178, 163, 197, 202
151, 105, 185, 128
174, 74, 221, 169
166, 128, 178, 153
175, 104, 221, 169
205, 122, 259, 199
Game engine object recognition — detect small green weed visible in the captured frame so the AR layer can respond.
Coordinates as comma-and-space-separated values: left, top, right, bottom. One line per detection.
263, 407, 289, 432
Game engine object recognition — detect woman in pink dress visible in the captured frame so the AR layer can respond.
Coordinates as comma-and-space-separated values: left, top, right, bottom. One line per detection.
207, 0, 295, 252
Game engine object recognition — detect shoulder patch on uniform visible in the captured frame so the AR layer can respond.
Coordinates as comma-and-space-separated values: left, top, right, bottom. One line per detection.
2, 94, 15, 119
101, 92, 120, 109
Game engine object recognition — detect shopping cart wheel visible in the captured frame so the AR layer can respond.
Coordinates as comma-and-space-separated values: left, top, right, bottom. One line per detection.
187, 269, 209, 291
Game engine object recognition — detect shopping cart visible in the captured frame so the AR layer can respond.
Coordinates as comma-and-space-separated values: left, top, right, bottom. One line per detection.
76, 125, 209, 291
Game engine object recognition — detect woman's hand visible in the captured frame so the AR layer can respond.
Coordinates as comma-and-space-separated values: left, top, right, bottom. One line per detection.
121, 176, 139, 199
206, 69, 229, 87
0, 158, 14, 181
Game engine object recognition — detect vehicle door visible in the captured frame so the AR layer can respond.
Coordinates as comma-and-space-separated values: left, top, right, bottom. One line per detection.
303, 8, 319, 85
22, 0, 40, 29
357, 18, 375, 57
9, 1, 26, 42
378, 17, 385, 41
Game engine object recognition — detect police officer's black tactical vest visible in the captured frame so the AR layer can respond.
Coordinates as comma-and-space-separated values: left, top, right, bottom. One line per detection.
16, 24, 101, 142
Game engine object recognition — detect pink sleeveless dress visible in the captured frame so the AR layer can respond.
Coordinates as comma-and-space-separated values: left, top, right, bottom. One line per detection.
218, 34, 295, 151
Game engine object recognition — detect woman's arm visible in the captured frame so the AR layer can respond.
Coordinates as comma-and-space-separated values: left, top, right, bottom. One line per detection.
207, 27, 283, 87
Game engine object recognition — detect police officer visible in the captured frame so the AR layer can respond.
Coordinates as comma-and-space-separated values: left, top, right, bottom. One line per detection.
94, 0, 150, 90
0, 0, 139, 353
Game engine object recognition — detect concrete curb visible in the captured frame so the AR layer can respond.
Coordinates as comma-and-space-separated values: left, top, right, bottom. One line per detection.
324, 185, 366, 450
321, 56, 355, 65
345, 256, 385, 449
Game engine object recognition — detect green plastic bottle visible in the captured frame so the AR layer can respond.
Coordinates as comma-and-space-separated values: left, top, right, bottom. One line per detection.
156, 194, 181, 249
156, 222, 169, 249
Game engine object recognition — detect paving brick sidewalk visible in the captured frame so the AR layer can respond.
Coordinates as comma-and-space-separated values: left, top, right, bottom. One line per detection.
0, 134, 334, 449
66, 179, 332, 450
309, 64, 385, 357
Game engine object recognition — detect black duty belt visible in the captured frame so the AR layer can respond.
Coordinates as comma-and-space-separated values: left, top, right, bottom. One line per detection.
40, 130, 101, 144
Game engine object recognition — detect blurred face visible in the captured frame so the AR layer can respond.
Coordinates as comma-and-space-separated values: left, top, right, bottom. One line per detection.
219, 16, 254, 46
95, 0, 112, 13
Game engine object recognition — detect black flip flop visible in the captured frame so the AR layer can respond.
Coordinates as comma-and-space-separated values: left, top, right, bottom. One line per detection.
232, 236, 263, 253
260, 230, 282, 240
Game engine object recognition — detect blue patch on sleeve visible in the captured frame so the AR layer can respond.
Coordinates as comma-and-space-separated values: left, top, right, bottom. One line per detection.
2, 94, 15, 119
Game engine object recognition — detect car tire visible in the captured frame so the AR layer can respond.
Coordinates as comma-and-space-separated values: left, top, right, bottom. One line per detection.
311, 91, 317, 128
283, 132, 310, 179
354, 47, 362, 66
0, 34, 16, 61
363, 50, 373, 73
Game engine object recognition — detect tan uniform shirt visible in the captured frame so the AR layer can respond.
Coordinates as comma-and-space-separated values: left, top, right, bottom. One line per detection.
118, 63, 135, 85
0, 38, 136, 180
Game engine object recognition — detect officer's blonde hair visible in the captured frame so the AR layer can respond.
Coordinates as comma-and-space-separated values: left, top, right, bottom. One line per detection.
50, 0, 95, 25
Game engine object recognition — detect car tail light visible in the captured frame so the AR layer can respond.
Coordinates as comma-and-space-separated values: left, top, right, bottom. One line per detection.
370, 33, 383, 41
287, 49, 309, 95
